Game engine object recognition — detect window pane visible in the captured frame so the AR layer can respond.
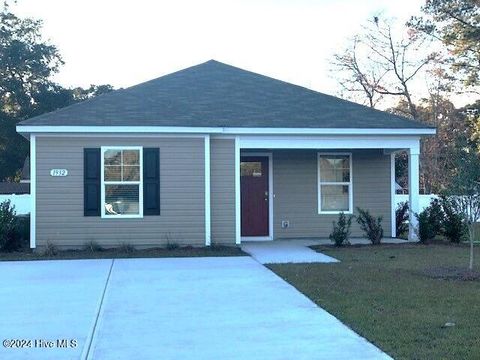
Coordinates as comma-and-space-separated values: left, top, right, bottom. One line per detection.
105, 150, 121, 165
241, 162, 262, 177
321, 185, 349, 211
123, 150, 140, 165
105, 185, 139, 215
123, 166, 140, 181
104, 166, 121, 181
320, 156, 350, 182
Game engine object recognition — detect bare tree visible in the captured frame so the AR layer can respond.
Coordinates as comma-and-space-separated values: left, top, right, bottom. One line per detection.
331, 37, 386, 108
332, 16, 439, 119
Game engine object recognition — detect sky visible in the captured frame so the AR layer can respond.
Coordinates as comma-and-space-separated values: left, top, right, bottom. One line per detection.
12, 0, 435, 106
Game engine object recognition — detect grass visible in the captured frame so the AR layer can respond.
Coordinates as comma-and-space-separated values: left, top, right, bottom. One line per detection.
268, 243, 480, 360
0, 245, 246, 261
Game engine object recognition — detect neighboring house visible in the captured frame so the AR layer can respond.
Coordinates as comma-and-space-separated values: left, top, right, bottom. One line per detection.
16, 60, 435, 249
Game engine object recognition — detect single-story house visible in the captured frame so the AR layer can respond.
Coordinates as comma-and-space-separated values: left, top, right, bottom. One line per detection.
16, 60, 435, 249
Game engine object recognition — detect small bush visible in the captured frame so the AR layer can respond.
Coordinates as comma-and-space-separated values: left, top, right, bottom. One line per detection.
209, 240, 222, 250
84, 240, 104, 252
43, 241, 58, 256
166, 242, 179, 250
164, 232, 179, 249
329, 212, 352, 246
415, 199, 444, 243
395, 201, 409, 236
119, 242, 136, 253
0, 200, 23, 251
441, 197, 467, 243
356, 207, 383, 245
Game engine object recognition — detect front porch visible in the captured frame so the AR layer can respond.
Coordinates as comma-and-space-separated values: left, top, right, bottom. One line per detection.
232, 135, 421, 245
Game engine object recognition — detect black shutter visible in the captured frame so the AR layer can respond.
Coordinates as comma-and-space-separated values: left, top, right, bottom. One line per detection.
84, 148, 101, 216
143, 148, 160, 215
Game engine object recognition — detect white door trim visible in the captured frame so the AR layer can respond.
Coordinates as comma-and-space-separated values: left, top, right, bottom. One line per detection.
240, 152, 273, 242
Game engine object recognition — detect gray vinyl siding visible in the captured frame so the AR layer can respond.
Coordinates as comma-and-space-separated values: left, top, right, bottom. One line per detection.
210, 139, 236, 244
35, 136, 205, 248
272, 149, 392, 238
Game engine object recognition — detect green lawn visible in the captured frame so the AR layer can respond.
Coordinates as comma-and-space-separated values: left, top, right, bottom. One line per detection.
0, 245, 246, 261
268, 244, 480, 360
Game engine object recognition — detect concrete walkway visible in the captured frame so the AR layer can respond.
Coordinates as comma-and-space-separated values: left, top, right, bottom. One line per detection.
242, 239, 339, 264
241, 238, 409, 264
0, 257, 391, 360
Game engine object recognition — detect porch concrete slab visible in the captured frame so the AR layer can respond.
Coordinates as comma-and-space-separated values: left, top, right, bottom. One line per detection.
0, 259, 112, 360
241, 239, 340, 264
89, 257, 390, 360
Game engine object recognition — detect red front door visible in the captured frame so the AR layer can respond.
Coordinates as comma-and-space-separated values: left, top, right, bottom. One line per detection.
241, 156, 269, 237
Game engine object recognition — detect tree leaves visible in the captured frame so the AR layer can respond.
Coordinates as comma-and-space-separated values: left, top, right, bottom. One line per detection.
0, 3, 113, 181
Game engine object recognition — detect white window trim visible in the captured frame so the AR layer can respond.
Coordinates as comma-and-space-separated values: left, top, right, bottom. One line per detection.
317, 152, 353, 214
101, 146, 143, 219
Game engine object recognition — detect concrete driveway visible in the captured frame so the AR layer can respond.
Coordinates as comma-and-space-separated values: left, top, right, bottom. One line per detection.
0, 257, 390, 360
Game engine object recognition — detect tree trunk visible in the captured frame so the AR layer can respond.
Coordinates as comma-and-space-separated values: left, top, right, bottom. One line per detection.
469, 225, 475, 271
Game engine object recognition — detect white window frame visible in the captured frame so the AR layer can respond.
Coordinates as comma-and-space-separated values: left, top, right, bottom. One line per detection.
101, 146, 143, 219
317, 152, 353, 214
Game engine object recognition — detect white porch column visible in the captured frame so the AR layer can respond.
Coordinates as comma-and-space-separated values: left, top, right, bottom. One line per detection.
408, 147, 420, 241
204, 134, 211, 246
30, 134, 36, 249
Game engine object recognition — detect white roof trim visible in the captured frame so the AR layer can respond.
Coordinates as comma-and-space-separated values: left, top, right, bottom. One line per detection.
16, 125, 436, 136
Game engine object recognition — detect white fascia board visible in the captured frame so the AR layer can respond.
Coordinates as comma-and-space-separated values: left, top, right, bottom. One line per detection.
16, 125, 224, 134
16, 125, 436, 136
238, 135, 421, 150
222, 127, 436, 135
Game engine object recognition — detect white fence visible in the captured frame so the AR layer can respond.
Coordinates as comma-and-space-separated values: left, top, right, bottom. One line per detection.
394, 194, 438, 213
0, 194, 31, 215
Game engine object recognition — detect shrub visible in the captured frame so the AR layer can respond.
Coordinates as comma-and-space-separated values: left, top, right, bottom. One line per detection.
395, 201, 409, 237
209, 240, 222, 250
119, 242, 135, 253
329, 212, 352, 246
0, 200, 23, 251
84, 240, 104, 252
164, 232, 179, 249
356, 207, 383, 245
166, 242, 179, 250
415, 199, 444, 243
43, 241, 58, 256
441, 197, 467, 243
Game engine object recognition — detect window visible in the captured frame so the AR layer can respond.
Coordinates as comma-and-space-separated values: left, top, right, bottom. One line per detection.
318, 153, 352, 213
241, 162, 263, 177
101, 146, 143, 218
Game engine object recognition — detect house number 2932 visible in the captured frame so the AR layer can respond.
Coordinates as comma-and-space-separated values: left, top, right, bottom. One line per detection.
50, 169, 68, 177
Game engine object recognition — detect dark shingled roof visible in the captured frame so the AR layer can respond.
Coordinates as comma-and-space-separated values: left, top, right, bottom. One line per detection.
19, 60, 432, 129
